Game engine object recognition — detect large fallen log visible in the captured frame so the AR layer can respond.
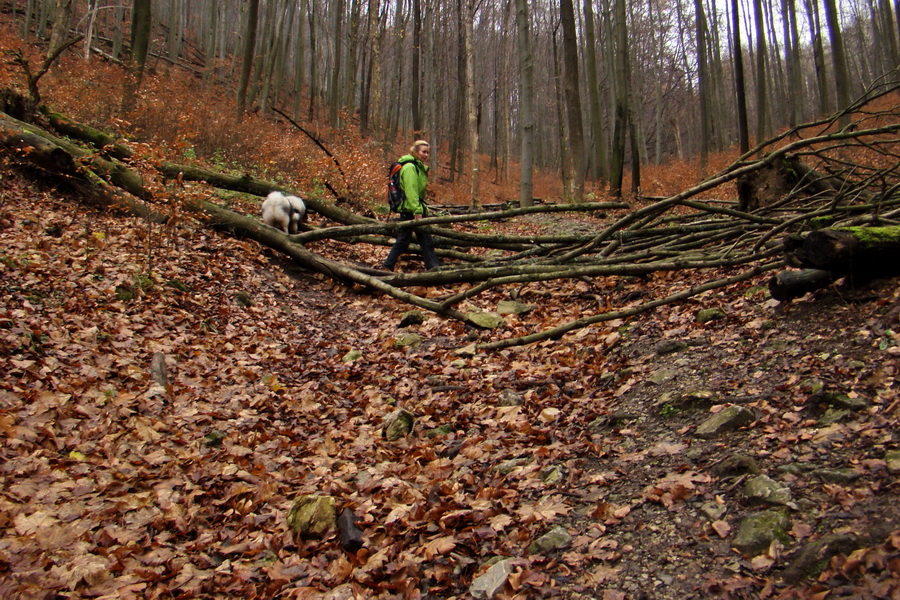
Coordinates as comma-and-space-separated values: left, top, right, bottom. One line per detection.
0, 111, 167, 223
768, 268, 839, 301
769, 226, 900, 301
784, 226, 900, 278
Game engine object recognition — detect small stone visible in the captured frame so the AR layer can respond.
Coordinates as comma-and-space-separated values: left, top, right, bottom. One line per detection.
696, 307, 726, 323
541, 465, 565, 485
711, 455, 761, 477
398, 310, 425, 327
393, 333, 425, 349
818, 408, 850, 425
695, 406, 756, 438
467, 311, 505, 329
648, 368, 678, 385
744, 474, 793, 506
496, 300, 535, 316
426, 425, 453, 438
527, 525, 572, 555
470, 558, 518, 598
341, 349, 361, 362
495, 457, 532, 475
699, 501, 727, 521
825, 393, 869, 412
655, 340, 688, 355
733, 509, 791, 556
383, 409, 415, 441
498, 389, 524, 406
887, 450, 900, 475
812, 468, 861, 484
286, 495, 337, 537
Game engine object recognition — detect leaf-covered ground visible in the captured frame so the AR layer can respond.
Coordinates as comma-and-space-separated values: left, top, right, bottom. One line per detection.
1, 165, 899, 600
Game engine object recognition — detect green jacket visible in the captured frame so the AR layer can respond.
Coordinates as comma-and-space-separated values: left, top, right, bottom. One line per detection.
397, 154, 429, 215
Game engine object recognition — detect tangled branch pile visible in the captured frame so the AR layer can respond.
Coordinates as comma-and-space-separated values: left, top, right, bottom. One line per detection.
2, 80, 900, 349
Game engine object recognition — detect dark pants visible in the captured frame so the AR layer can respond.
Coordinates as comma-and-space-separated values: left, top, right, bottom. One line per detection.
382, 213, 440, 270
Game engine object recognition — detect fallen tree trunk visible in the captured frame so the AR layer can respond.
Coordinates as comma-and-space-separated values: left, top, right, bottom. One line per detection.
768, 269, 839, 301
784, 226, 900, 278
0, 111, 167, 223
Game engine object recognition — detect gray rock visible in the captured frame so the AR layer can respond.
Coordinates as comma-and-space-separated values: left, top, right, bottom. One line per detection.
648, 368, 678, 385
695, 406, 756, 438
699, 500, 727, 521
467, 311, 505, 329
341, 349, 361, 362
495, 457, 532, 475
812, 468, 861, 484
779, 533, 863, 582
655, 389, 717, 412
383, 409, 415, 441
527, 525, 572, 555
498, 389, 524, 407
286, 495, 337, 537
887, 450, 900, 475
711, 454, 761, 477
696, 307, 727, 323
497, 300, 535, 316
655, 340, 688, 355
393, 333, 425, 349
470, 558, 518, 599
744, 474, 793, 506
455, 343, 478, 358
398, 310, 425, 327
426, 425, 453, 438
540, 465, 565, 485
818, 408, 851, 425
825, 393, 869, 412
733, 509, 791, 556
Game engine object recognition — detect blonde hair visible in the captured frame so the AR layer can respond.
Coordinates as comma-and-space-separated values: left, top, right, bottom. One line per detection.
410, 140, 430, 153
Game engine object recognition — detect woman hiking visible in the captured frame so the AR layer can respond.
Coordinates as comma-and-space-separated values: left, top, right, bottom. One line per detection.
381, 140, 441, 271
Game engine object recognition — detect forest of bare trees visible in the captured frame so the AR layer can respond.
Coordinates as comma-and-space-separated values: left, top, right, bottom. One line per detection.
6, 0, 898, 200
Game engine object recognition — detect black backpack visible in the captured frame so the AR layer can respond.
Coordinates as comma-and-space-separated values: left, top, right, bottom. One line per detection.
387, 158, 417, 212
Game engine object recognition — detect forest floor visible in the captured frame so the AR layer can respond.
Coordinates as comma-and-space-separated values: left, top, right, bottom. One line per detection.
1, 164, 899, 600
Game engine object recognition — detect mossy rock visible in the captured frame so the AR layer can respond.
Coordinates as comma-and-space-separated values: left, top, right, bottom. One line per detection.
286, 495, 337, 537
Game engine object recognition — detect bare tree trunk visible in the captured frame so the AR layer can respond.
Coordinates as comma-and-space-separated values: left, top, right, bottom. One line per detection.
731, 0, 750, 153
82, 0, 98, 60
308, 0, 319, 122
822, 0, 852, 126
166, 0, 183, 61
803, 0, 831, 116
411, 0, 423, 135
122, 0, 151, 114
236, 0, 259, 119
583, 0, 606, 183
695, 0, 711, 170
560, 0, 585, 202
329, 0, 345, 127
783, 0, 803, 127
609, 0, 628, 197
48, 0, 73, 60
463, 0, 480, 209
292, 0, 308, 119
752, 0, 768, 146
516, 0, 535, 207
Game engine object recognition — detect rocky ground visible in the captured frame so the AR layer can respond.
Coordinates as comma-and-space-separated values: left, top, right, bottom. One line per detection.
549, 277, 900, 599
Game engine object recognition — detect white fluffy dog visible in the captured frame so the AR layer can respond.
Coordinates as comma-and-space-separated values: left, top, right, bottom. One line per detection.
261, 191, 307, 234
